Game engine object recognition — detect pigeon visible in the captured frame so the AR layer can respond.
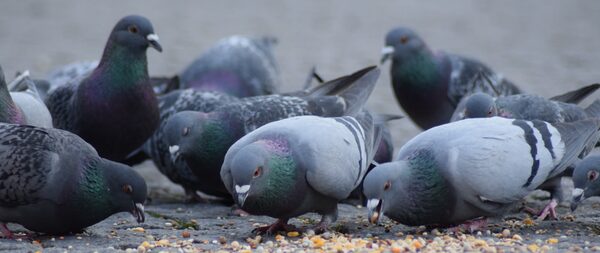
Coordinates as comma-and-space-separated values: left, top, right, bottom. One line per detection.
45, 15, 162, 161
571, 155, 600, 211
46, 60, 99, 92
221, 110, 384, 234
451, 84, 600, 123
142, 89, 239, 201
0, 123, 147, 237
450, 87, 600, 219
164, 66, 380, 201
363, 117, 600, 230
381, 27, 521, 130
180, 35, 279, 97
0, 67, 52, 128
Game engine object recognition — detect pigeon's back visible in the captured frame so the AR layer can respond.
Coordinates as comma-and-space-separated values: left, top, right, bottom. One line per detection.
445, 54, 521, 106
0, 124, 93, 209
180, 36, 280, 97
397, 117, 569, 218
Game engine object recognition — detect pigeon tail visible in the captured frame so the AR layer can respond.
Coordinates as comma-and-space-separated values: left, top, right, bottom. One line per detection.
584, 99, 600, 119
551, 118, 600, 176
550, 83, 600, 104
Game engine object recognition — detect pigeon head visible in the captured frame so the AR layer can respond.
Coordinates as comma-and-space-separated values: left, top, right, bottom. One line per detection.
164, 111, 234, 166
363, 161, 407, 224
463, 93, 497, 119
164, 111, 202, 161
228, 139, 300, 210
571, 155, 600, 211
100, 158, 148, 223
381, 27, 428, 64
110, 15, 162, 53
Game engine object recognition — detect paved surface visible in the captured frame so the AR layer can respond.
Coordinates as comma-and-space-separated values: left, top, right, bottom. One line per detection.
1, 0, 600, 252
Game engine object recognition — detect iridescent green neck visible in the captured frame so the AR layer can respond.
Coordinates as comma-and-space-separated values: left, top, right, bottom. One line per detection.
96, 42, 148, 90
253, 152, 298, 209
189, 118, 241, 169
393, 51, 440, 89
71, 161, 114, 223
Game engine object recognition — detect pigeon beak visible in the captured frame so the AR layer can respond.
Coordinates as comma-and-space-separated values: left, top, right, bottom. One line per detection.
380, 46, 395, 64
235, 184, 250, 207
147, 34, 163, 52
131, 202, 145, 223
168, 145, 180, 161
367, 199, 383, 224
571, 188, 585, 211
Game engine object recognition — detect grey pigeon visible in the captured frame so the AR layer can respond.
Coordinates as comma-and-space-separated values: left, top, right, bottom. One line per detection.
570, 155, 600, 211
381, 27, 521, 130
450, 89, 600, 219
164, 66, 381, 202
0, 67, 52, 128
363, 117, 600, 230
45, 15, 162, 161
180, 35, 279, 97
221, 110, 383, 234
142, 89, 239, 201
451, 85, 600, 123
0, 123, 147, 237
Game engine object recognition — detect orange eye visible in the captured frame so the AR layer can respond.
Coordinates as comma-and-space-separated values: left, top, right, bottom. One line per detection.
253, 167, 262, 178
128, 25, 139, 34
400, 36, 409, 44
122, 184, 133, 194
383, 181, 391, 191
588, 170, 599, 181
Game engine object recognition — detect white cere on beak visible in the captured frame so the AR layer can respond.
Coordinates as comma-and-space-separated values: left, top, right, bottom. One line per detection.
168, 145, 180, 155
147, 33, 160, 42
367, 199, 380, 210
572, 188, 584, 198
235, 185, 250, 194
380, 46, 395, 56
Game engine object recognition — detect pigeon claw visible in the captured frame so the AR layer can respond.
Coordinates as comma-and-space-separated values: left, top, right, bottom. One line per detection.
252, 219, 296, 235
536, 199, 558, 221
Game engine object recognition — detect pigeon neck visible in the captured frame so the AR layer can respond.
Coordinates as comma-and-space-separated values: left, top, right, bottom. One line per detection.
186, 113, 244, 170
0, 85, 25, 124
69, 159, 116, 228
95, 40, 149, 90
391, 149, 454, 225
247, 139, 302, 212
392, 51, 441, 90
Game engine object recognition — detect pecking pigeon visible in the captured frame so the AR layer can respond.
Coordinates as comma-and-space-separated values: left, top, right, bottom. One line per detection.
0, 123, 147, 237
364, 117, 600, 231
570, 155, 600, 211
221, 111, 386, 234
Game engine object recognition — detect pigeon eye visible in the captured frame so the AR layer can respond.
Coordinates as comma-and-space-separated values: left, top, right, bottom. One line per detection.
588, 170, 599, 182
122, 184, 133, 194
128, 25, 139, 34
253, 167, 262, 178
399, 36, 409, 44
182, 127, 190, 136
383, 181, 391, 191
487, 110, 493, 116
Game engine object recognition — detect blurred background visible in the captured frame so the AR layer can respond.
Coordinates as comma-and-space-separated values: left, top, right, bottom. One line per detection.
1, 1, 600, 195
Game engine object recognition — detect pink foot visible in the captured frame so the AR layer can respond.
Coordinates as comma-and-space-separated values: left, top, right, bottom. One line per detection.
537, 199, 558, 220
0, 223, 13, 239
449, 218, 488, 233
